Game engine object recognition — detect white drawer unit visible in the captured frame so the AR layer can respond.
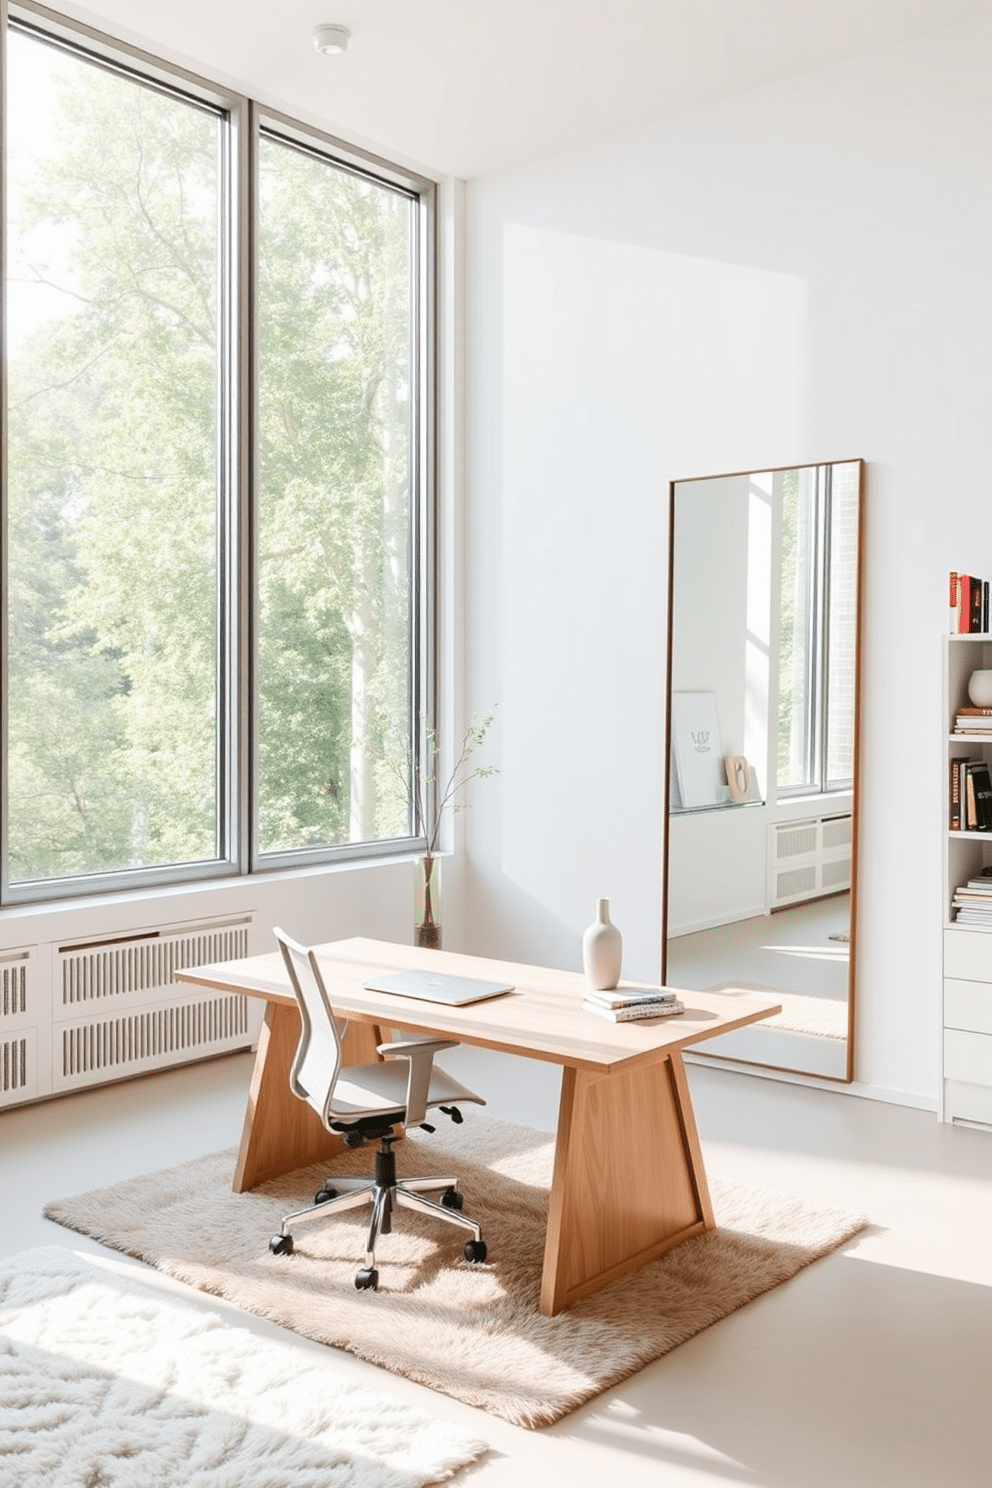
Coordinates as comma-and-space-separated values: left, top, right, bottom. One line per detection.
943, 929, 992, 983
941, 931, 992, 1125
944, 978, 992, 1037
944, 1028, 992, 1085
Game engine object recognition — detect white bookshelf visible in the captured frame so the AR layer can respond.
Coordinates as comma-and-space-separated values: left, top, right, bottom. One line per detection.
943, 635, 992, 1125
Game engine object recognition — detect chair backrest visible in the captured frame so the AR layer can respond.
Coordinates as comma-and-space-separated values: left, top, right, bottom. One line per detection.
274, 927, 343, 1128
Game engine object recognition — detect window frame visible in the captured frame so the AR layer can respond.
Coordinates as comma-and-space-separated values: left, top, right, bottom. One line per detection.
0, 1, 437, 904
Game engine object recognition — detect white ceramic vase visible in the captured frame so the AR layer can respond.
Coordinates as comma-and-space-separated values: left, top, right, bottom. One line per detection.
968, 670, 992, 707
582, 898, 622, 991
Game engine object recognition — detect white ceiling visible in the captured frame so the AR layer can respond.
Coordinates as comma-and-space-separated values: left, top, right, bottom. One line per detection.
47, 0, 989, 178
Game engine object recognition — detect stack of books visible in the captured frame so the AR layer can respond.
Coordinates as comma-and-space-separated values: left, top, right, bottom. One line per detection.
952, 874, 992, 925
582, 986, 685, 1022
953, 708, 992, 735
950, 571, 990, 634
949, 757, 992, 831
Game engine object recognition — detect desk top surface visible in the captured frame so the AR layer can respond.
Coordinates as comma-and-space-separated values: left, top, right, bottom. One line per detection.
178, 936, 781, 1075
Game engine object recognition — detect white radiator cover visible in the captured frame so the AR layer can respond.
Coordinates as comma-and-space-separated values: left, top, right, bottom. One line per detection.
0, 914, 260, 1107
768, 814, 852, 909
0, 950, 35, 1107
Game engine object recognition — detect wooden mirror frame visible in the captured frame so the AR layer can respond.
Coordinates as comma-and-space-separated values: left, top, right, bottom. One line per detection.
661, 459, 864, 1083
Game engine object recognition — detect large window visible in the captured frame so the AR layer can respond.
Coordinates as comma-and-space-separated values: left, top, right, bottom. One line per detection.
1, 11, 433, 900
256, 133, 415, 860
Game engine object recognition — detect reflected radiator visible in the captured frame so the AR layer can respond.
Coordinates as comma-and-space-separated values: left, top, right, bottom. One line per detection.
768, 815, 852, 909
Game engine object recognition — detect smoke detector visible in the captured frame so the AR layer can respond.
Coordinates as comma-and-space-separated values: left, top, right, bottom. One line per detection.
313, 24, 350, 55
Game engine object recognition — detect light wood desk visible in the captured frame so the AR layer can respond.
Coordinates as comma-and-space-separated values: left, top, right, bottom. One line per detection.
178, 937, 780, 1316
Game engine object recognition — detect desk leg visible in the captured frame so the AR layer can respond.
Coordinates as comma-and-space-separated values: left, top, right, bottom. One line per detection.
232, 1004, 385, 1193
539, 1050, 714, 1316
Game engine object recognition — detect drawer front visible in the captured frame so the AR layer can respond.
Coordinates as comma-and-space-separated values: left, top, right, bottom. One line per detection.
944, 1028, 992, 1088
944, 929, 992, 982
944, 1079, 992, 1128
945, 978, 992, 1036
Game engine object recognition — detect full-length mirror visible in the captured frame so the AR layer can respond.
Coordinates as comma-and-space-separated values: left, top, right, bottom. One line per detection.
662, 460, 863, 1080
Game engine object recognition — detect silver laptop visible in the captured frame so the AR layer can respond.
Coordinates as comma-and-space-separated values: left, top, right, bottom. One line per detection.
362, 969, 514, 1006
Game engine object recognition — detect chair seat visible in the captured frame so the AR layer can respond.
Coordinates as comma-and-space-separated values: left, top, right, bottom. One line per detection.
331, 1056, 482, 1120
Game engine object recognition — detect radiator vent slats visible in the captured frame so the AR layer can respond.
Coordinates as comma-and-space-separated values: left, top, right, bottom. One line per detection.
775, 865, 819, 901
0, 962, 28, 1020
61, 996, 251, 1078
1, 1037, 29, 1093
61, 925, 249, 1006
775, 825, 819, 861
769, 816, 852, 909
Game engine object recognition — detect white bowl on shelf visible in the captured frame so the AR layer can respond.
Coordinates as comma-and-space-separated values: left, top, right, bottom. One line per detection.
968, 670, 992, 707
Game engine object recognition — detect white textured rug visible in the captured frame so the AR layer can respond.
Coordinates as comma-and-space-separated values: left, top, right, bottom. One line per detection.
44, 1114, 868, 1427
0, 1246, 486, 1488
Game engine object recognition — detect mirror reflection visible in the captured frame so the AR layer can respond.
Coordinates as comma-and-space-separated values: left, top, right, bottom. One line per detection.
662, 460, 863, 1081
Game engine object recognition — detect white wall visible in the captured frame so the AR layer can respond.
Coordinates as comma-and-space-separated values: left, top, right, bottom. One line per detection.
0, 859, 418, 964
462, 10, 992, 1106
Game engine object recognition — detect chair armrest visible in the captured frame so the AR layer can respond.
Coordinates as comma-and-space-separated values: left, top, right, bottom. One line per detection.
378, 1038, 458, 1126
379, 1037, 457, 1057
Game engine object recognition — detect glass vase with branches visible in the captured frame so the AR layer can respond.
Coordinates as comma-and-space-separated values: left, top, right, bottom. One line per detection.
411, 709, 497, 948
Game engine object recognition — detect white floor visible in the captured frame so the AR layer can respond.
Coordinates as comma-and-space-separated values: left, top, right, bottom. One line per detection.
2, 1047, 991, 1488
666, 893, 851, 1001
667, 895, 851, 1077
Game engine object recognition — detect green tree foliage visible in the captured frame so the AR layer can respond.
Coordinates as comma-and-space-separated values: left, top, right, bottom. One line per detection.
256, 138, 412, 851
6, 32, 413, 883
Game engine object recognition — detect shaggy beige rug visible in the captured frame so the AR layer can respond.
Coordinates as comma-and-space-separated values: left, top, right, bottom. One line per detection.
44, 1114, 867, 1428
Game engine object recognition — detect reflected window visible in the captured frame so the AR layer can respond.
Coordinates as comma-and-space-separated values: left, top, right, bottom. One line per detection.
778, 463, 858, 795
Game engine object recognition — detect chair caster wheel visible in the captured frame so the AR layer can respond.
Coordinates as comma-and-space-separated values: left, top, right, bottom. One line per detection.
440, 1187, 464, 1211
355, 1267, 379, 1291
269, 1233, 294, 1256
314, 1186, 337, 1204
463, 1239, 487, 1264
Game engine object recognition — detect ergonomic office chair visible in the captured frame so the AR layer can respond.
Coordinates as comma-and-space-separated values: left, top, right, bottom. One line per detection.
268, 927, 488, 1291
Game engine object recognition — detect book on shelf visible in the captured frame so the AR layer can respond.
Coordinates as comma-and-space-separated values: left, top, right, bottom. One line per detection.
952, 758, 992, 830
955, 906, 992, 924
968, 575, 985, 633
582, 997, 685, 1023
950, 757, 963, 829
583, 986, 679, 1010
949, 572, 988, 634
975, 762, 992, 830
951, 757, 983, 829
965, 760, 992, 831
955, 707, 992, 732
